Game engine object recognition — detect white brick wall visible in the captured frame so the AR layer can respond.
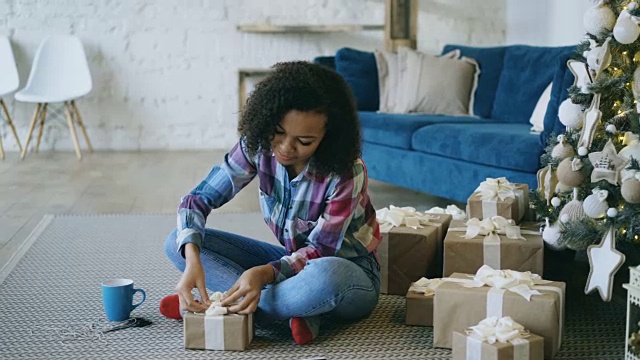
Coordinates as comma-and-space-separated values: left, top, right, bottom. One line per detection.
0, 0, 505, 152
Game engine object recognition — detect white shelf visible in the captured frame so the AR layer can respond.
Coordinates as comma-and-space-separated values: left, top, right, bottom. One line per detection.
237, 24, 384, 34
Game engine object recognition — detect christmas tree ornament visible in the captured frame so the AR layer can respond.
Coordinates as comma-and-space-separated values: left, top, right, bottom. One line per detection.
614, 6, 640, 44
578, 146, 589, 157
579, 94, 602, 149
568, 60, 593, 94
536, 164, 558, 205
605, 124, 617, 133
585, 226, 626, 301
558, 98, 585, 129
583, 188, 609, 218
551, 197, 562, 207
559, 188, 586, 223
586, 37, 612, 77
583, 0, 617, 37
557, 157, 586, 187
555, 182, 574, 193
551, 134, 575, 160
620, 131, 640, 161
542, 218, 565, 250
588, 139, 629, 185
633, 66, 640, 99
621, 169, 640, 203
607, 207, 618, 217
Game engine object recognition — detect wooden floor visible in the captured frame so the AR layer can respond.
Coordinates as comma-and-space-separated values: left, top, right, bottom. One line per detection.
0, 150, 457, 272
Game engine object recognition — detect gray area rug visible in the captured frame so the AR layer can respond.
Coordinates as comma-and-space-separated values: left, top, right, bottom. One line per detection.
0, 214, 626, 359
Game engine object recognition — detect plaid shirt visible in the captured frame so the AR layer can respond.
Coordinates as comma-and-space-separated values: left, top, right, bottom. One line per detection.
176, 140, 380, 283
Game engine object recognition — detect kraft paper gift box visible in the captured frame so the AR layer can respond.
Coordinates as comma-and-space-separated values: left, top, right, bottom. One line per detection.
452, 316, 544, 360
433, 267, 565, 359
467, 178, 529, 224
443, 218, 544, 277
184, 311, 254, 351
377, 206, 452, 295
405, 277, 444, 326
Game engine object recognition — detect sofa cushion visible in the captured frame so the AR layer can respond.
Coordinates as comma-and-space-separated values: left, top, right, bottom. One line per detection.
313, 56, 336, 70
359, 111, 493, 150
492, 45, 576, 124
411, 123, 543, 173
442, 45, 506, 119
335, 48, 379, 111
540, 48, 577, 147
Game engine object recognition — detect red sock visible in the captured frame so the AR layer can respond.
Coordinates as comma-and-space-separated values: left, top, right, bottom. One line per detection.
290, 317, 315, 345
159, 294, 182, 320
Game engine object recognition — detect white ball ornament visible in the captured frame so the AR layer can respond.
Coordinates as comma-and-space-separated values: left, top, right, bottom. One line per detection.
542, 218, 566, 251
606, 124, 617, 134
614, 9, 640, 44
551, 135, 575, 160
551, 197, 562, 208
558, 99, 584, 129
578, 146, 589, 157
583, 0, 617, 36
583, 190, 609, 218
607, 207, 618, 218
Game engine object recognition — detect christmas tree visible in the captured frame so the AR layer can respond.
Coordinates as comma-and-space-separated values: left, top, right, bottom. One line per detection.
531, 0, 640, 300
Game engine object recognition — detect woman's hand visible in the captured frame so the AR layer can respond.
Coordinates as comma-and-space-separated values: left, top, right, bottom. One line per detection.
221, 264, 275, 314
175, 243, 210, 313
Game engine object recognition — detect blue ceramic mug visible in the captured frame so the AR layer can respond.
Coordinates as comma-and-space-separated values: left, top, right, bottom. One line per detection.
101, 278, 146, 321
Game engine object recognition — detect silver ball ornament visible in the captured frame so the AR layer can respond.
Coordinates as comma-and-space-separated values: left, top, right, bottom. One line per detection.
583, 192, 608, 218
607, 207, 618, 217
551, 197, 562, 207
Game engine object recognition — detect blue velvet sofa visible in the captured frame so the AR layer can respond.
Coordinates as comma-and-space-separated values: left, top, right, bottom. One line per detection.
316, 45, 577, 203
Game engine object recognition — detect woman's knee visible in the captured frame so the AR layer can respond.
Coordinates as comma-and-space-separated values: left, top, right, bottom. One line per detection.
164, 229, 184, 269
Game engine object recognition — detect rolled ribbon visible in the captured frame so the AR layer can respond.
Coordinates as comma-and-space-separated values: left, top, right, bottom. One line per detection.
475, 177, 517, 202
466, 316, 530, 344
408, 277, 444, 296
571, 157, 584, 171
376, 205, 443, 233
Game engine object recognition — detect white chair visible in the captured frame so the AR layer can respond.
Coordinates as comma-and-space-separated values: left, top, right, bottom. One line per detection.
0, 36, 23, 160
16, 35, 93, 160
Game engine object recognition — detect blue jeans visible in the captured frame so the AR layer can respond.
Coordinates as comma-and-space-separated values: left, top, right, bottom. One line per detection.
164, 228, 380, 326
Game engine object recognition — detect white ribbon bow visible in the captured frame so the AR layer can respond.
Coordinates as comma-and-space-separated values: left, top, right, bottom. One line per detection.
425, 205, 466, 220
592, 188, 609, 202
464, 265, 551, 300
463, 216, 525, 243
408, 277, 444, 296
467, 316, 529, 344
571, 157, 584, 171
205, 291, 228, 316
622, 169, 640, 182
475, 177, 517, 202
376, 205, 442, 233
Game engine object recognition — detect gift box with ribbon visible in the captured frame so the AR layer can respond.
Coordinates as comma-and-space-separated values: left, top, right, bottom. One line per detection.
405, 277, 444, 326
467, 178, 529, 224
452, 316, 544, 360
183, 293, 254, 351
377, 206, 452, 295
433, 266, 565, 359
443, 217, 544, 277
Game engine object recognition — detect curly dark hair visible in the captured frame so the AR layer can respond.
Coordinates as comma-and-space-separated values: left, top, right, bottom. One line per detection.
238, 61, 361, 176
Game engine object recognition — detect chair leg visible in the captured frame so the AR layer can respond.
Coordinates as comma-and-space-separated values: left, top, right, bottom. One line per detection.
21, 104, 42, 160
71, 101, 93, 152
0, 99, 23, 153
64, 102, 82, 160
34, 103, 48, 154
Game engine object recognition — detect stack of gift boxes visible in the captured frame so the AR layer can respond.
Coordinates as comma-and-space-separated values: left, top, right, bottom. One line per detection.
399, 177, 564, 360
181, 177, 563, 359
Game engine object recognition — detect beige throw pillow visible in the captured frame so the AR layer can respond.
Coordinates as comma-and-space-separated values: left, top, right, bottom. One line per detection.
529, 82, 552, 133
401, 48, 479, 116
375, 48, 462, 114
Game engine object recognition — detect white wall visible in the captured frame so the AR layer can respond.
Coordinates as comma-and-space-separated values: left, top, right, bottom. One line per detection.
506, 0, 591, 46
0, 0, 506, 152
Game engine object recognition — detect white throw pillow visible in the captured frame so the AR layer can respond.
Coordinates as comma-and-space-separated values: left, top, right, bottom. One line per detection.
399, 48, 480, 116
375, 48, 462, 114
529, 82, 552, 133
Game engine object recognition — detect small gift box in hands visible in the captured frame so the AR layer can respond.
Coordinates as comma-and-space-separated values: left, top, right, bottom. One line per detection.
184, 292, 254, 351
452, 316, 544, 360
